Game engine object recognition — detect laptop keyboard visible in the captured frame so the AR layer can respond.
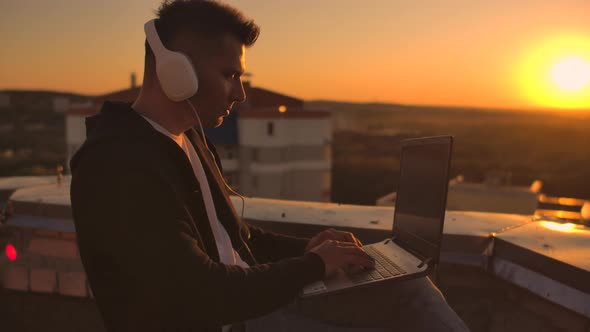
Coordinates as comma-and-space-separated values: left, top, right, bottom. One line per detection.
348, 246, 407, 284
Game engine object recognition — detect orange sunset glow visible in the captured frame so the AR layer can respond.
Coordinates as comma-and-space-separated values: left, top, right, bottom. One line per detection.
517, 35, 590, 110
1, 0, 589, 111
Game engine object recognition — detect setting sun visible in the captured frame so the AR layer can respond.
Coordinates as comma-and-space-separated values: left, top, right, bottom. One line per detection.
518, 35, 590, 110
550, 56, 590, 92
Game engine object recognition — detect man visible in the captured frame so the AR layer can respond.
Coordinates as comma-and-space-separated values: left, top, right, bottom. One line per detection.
70, 1, 469, 331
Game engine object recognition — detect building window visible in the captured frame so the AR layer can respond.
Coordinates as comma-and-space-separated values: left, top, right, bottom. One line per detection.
267, 122, 274, 136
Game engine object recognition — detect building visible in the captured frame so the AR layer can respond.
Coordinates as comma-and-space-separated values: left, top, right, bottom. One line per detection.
233, 108, 331, 202
444, 173, 542, 215
377, 172, 542, 215
376, 170, 590, 224
66, 80, 332, 202
52, 96, 71, 113
204, 83, 332, 202
0, 92, 10, 108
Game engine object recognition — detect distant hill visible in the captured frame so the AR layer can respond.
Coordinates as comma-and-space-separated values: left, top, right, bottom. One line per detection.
0, 89, 90, 111
0, 89, 91, 177
305, 99, 588, 115
328, 102, 590, 204
1, 89, 90, 99
305, 100, 410, 113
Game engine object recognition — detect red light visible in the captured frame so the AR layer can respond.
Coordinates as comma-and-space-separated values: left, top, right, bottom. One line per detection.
5, 244, 17, 261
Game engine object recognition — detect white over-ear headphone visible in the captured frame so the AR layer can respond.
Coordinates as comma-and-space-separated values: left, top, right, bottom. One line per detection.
144, 19, 199, 102
144, 19, 258, 265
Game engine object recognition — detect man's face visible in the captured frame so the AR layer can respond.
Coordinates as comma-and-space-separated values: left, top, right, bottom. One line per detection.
189, 34, 247, 128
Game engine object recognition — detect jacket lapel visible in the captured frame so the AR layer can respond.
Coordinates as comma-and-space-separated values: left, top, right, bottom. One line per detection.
136, 116, 222, 262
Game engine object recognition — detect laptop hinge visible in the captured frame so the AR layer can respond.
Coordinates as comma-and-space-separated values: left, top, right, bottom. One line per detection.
418, 257, 433, 268
388, 235, 432, 268
384, 235, 395, 244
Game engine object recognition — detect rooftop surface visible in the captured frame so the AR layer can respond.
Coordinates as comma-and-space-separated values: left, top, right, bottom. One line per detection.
1, 176, 589, 320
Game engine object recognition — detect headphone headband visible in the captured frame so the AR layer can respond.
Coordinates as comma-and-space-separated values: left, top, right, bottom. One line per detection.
144, 19, 167, 57
143, 19, 199, 101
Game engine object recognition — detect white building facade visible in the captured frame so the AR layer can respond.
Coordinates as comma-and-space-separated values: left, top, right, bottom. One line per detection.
231, 111, 332, 202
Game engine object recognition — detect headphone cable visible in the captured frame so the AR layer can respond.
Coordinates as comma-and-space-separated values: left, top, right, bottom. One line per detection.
186, 100, 258, 265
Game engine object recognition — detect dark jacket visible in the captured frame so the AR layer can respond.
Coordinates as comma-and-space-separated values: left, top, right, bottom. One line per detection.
70, 101, 325, 332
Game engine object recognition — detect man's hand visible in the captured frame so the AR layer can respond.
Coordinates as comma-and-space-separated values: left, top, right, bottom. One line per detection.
305, 228, 363, 251
308, 240, 375, 278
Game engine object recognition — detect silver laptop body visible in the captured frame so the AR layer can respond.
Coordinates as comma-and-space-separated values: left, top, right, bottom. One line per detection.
301, 136, 453, 298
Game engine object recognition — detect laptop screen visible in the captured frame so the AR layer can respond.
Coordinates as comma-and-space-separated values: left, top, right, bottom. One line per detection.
392, 136, 453, 264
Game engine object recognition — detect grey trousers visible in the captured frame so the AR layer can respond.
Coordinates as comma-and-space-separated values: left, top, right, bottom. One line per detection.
243, 277, 470, 332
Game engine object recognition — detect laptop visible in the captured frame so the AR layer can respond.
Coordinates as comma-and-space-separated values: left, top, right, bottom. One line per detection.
301, 135, 453, 298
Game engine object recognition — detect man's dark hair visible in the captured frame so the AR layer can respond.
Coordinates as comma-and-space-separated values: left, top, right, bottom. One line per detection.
145, 0, 259, 63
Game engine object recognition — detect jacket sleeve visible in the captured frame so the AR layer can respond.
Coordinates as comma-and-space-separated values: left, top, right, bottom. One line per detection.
246, 224, 312, 262
72, 158, 325, 328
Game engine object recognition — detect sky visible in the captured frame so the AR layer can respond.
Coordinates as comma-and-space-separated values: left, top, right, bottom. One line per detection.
0, 0, 589, 110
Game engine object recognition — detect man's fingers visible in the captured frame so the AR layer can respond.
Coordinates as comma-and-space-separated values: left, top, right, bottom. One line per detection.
337, 245, 373, 260
352, 237, 363, 247
306, 231, 334, 250
330, 240, 361, 249
344, 252, 375, 268
338, 235, 364, 249
327, 229, 363, 247
309, 237, 376, 276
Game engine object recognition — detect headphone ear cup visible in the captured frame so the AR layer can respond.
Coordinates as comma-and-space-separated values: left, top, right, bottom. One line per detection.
144, 19, 198, 102
155, 50, 199, 102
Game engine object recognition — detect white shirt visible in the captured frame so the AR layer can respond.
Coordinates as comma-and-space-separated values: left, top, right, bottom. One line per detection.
140, 115, 249, 268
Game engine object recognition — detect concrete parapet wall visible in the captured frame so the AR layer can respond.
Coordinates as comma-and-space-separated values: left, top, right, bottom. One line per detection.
1, 186, 589, 331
